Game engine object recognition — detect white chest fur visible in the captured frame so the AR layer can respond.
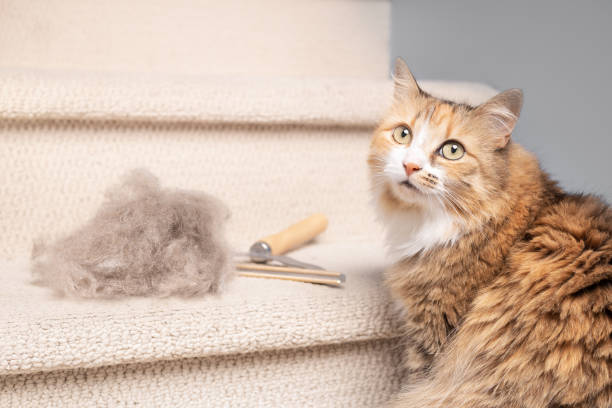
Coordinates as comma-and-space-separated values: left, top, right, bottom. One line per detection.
378, 201, 462, 264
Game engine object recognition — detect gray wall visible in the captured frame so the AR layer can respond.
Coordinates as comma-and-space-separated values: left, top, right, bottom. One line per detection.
392, 1, 611, 201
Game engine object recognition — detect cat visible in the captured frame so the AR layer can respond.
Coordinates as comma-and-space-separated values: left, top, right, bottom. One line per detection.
368, 58, 611, 408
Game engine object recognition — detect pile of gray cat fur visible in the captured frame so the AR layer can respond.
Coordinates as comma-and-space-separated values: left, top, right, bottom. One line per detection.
31, 169, 232, 298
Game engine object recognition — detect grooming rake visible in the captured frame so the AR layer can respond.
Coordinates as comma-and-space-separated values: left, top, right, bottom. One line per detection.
235, 214, 345, 287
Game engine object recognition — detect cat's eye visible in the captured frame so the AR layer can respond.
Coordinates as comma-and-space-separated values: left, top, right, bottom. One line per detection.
392, 126, 412, 145
439, 141, 465, 160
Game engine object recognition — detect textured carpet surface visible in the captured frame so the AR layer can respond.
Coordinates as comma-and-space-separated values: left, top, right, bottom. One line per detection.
1, 242, 399, 376
0, 70, 496, 126
1, 339, 404, 408
1, 242, 404, 407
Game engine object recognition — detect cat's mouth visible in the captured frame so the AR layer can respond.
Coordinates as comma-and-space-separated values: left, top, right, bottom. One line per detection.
400, 180, 418, 190
391, 179, 430, 204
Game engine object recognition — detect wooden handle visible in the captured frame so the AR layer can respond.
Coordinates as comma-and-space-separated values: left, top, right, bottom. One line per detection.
259, 214, 328, 255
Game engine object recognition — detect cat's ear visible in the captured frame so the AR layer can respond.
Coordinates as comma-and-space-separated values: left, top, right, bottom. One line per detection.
473, 89, 523, 149
393, 57, 421, 100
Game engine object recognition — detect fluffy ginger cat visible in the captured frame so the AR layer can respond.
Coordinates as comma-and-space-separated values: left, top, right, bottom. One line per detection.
369, 58, 611, 408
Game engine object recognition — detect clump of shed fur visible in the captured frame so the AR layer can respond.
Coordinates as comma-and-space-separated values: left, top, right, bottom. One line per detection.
31, 169, 232, 298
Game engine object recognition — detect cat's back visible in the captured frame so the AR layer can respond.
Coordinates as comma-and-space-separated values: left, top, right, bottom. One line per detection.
467, 192, 612, 406
499, 191, 611, 328
515, 192, 612, 300
495, 145, 611, 309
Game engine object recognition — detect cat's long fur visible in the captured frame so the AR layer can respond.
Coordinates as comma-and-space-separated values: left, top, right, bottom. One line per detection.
370, 59, 611, 407
31, 169, 232, 298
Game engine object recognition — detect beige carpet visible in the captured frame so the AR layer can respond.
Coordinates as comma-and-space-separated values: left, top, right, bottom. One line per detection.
1, 241, 405, 407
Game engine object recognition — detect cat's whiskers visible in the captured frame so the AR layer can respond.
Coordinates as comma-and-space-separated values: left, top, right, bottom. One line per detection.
441, 186, 500, 236
368, 157, 390, 192
438, 187, 470, 218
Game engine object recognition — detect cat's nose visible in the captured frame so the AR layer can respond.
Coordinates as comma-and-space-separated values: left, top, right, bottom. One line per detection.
403, 162, 422, 176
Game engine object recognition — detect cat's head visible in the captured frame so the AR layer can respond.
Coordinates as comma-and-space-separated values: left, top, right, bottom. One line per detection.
369, 58, 523, 226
